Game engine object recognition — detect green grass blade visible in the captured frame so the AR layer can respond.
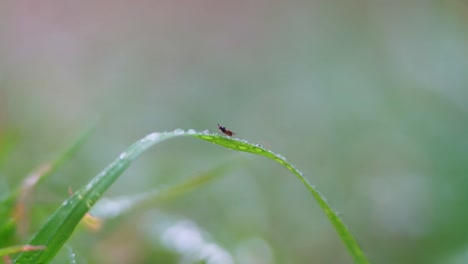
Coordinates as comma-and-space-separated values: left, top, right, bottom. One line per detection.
14, 132, 178, 263
0, 245, 46, 257
15, 129, 368, 264
194, 134, 369, 264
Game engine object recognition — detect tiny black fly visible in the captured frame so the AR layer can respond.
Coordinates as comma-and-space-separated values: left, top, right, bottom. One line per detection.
217, 124, 236, 136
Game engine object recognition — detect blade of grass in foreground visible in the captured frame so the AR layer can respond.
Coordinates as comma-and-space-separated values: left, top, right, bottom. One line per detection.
15, 129, 369, 264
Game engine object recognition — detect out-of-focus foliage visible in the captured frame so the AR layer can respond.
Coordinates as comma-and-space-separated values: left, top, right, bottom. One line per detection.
1, 1, 467, 263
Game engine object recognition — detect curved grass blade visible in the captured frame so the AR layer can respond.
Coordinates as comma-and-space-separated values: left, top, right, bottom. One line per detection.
194, 134, 369, 264
15, 129, 368, 264
14, 132, 178, 263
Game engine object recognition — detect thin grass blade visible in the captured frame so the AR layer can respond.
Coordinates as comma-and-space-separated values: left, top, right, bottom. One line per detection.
15, 129, 368, 264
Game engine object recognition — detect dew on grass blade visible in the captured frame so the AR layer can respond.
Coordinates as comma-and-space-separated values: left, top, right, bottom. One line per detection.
141, 132, 161, 143
173, 129, 185, 135
67, 246, 77, 264
276, 154, 287, 161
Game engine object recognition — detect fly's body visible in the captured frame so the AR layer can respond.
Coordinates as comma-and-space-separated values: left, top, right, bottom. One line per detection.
217, 124, 236, 136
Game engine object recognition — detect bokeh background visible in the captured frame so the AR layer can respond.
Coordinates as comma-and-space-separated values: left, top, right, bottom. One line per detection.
1, 1, 468, 263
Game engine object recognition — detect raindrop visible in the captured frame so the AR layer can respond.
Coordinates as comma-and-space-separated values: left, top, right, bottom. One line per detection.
119, 152, 127, 159
187, 129, 196, 134
276, 154, 287, 161
202, 130, 212, 134
142, 132, 161, 142
255, 143, 264, 149
68, 246, 77, 264
173, 128, 185, 135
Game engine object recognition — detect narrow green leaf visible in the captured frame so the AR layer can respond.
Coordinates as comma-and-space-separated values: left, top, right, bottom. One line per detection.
14, 132, 177, 263
194, 134, 369, 264
15, 129, 368, 264
0, 245, 45, 257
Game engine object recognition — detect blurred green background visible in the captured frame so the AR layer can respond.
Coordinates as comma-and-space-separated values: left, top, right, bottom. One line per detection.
1, 1, 468, 263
